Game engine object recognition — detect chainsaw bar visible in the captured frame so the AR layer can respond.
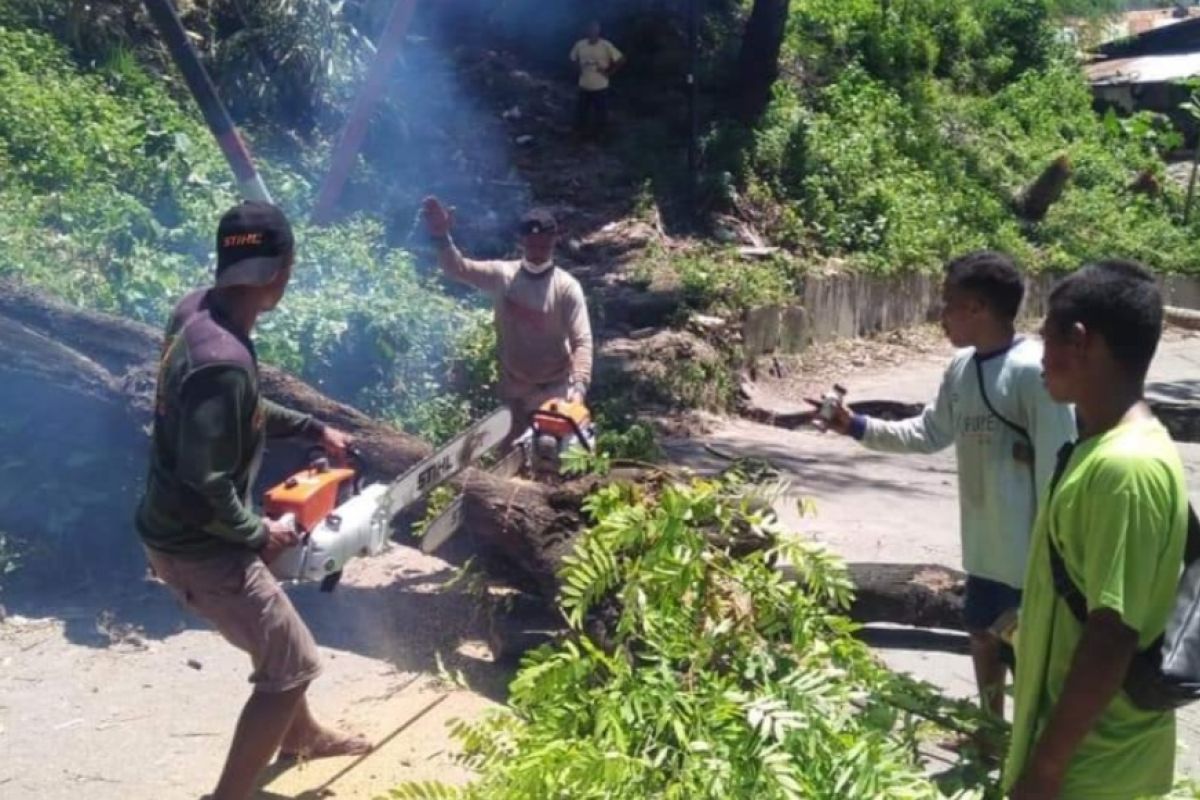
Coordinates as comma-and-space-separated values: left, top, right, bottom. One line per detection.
375, 405, 512, 528
419, 444, 525, 554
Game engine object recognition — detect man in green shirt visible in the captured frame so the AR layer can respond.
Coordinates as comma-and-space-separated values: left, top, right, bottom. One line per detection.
136, 202, 370, 800
1005, 260, 1189, 799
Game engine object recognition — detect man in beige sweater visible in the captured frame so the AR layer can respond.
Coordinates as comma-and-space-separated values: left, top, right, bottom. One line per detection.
421, 196, 594, 447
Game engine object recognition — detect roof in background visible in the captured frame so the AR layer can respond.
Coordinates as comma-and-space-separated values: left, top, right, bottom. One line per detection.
1120, 7, 1200, 38
1086, 50, 1200, 86
1064, 8, 1200, 47
1097, 14, 1200, 58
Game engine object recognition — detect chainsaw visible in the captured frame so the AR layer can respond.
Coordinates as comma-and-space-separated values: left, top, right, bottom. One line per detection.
418, 398, 595, 555
263, 406, 512, 591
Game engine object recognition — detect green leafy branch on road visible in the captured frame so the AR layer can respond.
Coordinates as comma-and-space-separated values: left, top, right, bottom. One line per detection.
390, 473, 1000, 800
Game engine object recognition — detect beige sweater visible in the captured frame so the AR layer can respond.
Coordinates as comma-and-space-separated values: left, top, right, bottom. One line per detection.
439, 246, 593, 400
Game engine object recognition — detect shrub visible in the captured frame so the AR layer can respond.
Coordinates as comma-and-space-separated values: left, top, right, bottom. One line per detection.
710, 2, 1200, 277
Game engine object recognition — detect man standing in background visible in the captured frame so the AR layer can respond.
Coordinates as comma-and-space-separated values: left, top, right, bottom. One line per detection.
421, 196, 593, 449
570, 20, 624, 140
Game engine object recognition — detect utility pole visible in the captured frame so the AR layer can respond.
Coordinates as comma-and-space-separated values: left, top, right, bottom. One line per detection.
311, 0, 418, 226
687, 0, 699, 219
143, 0, 273, 204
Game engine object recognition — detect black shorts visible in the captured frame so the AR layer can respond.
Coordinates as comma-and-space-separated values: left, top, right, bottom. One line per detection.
963, 575, 1022, 632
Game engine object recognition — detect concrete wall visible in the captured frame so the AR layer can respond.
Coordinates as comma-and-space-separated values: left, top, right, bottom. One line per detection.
1165, 274, 1200, 310
741, 270, 1200, 359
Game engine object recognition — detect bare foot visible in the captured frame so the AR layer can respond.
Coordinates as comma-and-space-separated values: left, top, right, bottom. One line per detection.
278, 729, 373, 763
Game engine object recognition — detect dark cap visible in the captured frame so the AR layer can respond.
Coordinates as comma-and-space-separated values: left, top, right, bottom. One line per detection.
518, 208, 558, 236
215, 202, 295, 289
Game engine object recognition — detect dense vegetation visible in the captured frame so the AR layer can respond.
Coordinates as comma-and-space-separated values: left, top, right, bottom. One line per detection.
705, 0, 1200, 280
0, 24, 495, 441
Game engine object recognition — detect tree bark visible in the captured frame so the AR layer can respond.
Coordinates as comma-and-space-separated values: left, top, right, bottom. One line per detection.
735, 0, 790, 121
844, 562, 966, 630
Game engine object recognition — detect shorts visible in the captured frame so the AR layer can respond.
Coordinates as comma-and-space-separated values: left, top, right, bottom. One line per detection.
963, 575, 1022, 633
144, 546, 322, 693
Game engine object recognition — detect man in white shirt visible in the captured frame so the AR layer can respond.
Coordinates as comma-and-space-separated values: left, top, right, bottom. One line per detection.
816, 251, 1076, 739
422, 197, 594, 449
569, 20, 624, 139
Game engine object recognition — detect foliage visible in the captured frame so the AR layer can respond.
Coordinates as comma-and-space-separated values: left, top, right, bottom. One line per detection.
413, 486, 458, 538
391, 474, 999, 799
0, 26, 494, 441
709, 0, 1200, 276
560, 421, 661, 478
209, 0, 372, 132
671, 247, 800, 311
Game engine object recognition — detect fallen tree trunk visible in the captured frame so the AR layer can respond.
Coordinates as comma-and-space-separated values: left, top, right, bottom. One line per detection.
844, 563, 965, 630
1, 281, 972, 634
0, 279, 431, 478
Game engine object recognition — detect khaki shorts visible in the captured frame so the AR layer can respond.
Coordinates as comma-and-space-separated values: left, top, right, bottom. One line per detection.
145, 546, 322, 694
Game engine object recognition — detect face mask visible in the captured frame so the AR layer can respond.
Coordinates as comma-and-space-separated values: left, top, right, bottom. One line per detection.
521, 258, 554, 275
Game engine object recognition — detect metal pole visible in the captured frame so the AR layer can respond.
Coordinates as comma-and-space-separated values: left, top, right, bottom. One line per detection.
143, 0, 273, 204
311, 0, 418, 226
687, 0, 699, 218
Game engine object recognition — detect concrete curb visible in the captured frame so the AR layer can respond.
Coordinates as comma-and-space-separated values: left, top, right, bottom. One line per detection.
1166, 305, 1200, 331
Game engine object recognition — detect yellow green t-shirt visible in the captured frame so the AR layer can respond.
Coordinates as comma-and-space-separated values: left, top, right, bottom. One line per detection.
1004, 418, 1188, 800
570, 38, 622, 91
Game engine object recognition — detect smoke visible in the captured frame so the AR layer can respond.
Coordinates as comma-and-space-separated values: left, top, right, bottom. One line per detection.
327, 4, 541, 257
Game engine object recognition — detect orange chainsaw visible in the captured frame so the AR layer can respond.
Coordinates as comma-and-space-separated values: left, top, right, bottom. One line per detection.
263, 406, 513, 590
418, 398, 595, 555
524, 398, 595, 470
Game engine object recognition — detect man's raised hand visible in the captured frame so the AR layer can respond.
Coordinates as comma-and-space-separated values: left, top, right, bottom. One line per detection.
421, 196, 454, 238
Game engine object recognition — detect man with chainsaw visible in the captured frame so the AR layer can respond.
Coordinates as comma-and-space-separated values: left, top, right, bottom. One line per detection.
136, 201, 371, 800
421, 196, 594, 450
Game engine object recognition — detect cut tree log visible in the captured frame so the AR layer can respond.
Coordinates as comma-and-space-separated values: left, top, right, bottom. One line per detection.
843, 563, 965, 630
1167, 305, 1200, 333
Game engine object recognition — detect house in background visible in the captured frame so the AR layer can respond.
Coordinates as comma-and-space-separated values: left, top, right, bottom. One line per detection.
1084, 12, 1200, 144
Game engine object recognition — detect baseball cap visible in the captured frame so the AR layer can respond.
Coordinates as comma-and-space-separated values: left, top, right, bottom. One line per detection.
518, 208, 558, 236
215, 202, 295, 289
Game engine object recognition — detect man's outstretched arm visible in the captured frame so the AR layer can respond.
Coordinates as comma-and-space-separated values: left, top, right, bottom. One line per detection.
813, 362, 957, 454
435, 238, 506, 293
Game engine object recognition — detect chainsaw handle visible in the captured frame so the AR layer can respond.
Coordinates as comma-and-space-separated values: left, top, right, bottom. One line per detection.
304, 444, 366, 471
